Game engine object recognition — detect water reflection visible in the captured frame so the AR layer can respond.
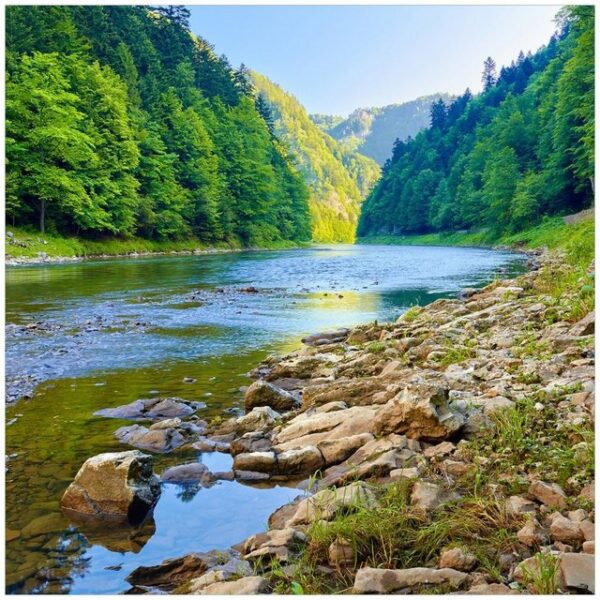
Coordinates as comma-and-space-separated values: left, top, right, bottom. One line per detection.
6, 245, 526, 594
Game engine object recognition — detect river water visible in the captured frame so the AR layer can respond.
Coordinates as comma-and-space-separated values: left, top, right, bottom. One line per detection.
5, 244, 526, 594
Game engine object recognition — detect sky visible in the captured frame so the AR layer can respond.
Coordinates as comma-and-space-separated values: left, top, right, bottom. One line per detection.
188, 5, 561, 116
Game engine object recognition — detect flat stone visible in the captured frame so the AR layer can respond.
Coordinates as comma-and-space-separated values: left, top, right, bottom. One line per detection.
550, 515, 584, 544
466, 583, 518, 594
199, 575, 270, 594
559, 552, 595, 593
423, 441, 455, 459
529, 480, 567, 509
354, 566, 469, 593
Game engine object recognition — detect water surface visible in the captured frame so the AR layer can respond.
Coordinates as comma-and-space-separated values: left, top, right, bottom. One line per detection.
5, 244, 526, 593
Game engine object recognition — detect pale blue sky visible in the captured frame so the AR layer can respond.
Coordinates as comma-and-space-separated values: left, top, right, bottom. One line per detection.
188, 5, 561, 116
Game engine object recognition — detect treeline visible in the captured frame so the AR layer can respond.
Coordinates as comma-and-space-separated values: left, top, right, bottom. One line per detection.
252, 72, 380, 243
6, 6, 311, 247
358, 6, 594, 238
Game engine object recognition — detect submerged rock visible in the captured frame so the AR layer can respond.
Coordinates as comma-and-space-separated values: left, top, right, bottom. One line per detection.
60, 451, 160, 525
95, 397, 205, 420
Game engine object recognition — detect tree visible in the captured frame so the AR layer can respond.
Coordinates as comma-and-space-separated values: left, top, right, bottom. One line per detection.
482, 56, 497, 90
430, 98, 447, 129
154, 6, 190, 29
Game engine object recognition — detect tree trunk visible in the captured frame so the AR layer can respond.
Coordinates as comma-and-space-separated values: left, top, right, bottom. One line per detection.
40, 199, 45, 234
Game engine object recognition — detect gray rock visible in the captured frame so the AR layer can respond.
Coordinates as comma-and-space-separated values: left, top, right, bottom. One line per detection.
244, 380, 299, 413
354, 566, 469, 593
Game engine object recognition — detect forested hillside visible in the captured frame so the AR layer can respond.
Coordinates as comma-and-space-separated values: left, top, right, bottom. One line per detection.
251, 72, 380, 242
358, 6, 594, 238
312, 95, 453, 166
6, 6, 311, 248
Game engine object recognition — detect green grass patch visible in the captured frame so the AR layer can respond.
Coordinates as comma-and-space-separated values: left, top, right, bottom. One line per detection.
5, 226, 308, 261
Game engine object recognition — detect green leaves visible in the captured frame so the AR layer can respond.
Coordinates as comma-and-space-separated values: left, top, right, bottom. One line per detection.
6, 6, 312, 246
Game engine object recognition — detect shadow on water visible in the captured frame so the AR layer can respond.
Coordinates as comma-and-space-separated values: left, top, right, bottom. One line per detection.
5, 245, 527, 593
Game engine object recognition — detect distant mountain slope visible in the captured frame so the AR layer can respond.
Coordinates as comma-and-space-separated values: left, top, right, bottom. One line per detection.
252, 72, 380, 243
312, 94, 454, 165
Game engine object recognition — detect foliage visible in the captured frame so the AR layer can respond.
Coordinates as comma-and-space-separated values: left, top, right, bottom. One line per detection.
358, 7, 594, 238
251, 72, 380, 242
6, 6, 312, 247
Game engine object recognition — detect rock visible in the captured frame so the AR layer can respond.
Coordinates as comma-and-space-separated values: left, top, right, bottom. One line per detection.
230, 432, 273, 456
302, 328, 350, 347
567, 509, 587, 522
559, 552, 595, 593
438, 547, 477, 571
276, 446, 324, 477
60, 451, 160, 525
353, 566, 468, 593
579, 483, 594, 503
227, 407, 281, 435
529, 480, 567, 509
187, 559, 253, 593
569, 312, 594, 337
244, 380, 299, 413
506, 495, 538, 516
160, 463, 215, 486
411, 482, 446, 512
235, 470, 271, 482
115, 423, 191, 453
466, 583, 518, 594
316, 433, 374, 465
579, 520, 594, 541
328, 539, 354, 568
127, 550, 239, 590
550, 515, 584, 544
423, 441, 455, 459
199, 576, 270, 595
482, 396, 514, 415
233, 452, 277, 474
389, 466, 421, 481
374, 386, 464, 441
193, 436, 231, 453
281, 482, 378, 528
517, 519, 548, 547
441, 460, 470, 477
95, 397, 203, 420
582, 541, 594, 554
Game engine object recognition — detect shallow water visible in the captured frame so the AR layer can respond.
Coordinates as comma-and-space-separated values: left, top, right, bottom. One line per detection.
5, 244, 526, 593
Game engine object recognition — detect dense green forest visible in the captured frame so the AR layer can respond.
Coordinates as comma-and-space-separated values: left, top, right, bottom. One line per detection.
358, 6, 594, 238
313, 95, 453, 166
6, 6, 312, 247
252, 72, 380, 242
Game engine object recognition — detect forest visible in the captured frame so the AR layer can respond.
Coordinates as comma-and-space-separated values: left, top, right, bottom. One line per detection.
251, 72, 380, 243
6, 6, 312, 247
358, 6, 594, 238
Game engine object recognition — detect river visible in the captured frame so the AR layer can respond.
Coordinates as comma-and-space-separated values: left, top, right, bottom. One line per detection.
5, 244, 526, 594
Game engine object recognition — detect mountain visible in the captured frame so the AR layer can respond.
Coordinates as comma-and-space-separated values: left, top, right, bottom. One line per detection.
312, 94, 454, 166
358, 6, 594, 238
252, 72, 380, 243
6, 6, 311, 247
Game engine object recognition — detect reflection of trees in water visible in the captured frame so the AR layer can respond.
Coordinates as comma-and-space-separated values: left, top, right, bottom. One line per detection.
7, 518, 156, 594
175, 482, 203, 503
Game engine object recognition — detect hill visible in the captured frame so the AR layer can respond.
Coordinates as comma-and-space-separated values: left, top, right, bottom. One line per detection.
252, 72, 380, 243
312, 94, 453, 165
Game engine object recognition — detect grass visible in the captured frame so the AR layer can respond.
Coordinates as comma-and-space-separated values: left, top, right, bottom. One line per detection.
5, 226, 308, 261
520, 552, 561, 594
358, 215, 594, 265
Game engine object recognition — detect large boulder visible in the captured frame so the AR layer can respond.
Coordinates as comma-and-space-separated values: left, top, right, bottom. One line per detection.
374, 386, 464, 441
244, 380, 299, 413
60, 451, 160, 525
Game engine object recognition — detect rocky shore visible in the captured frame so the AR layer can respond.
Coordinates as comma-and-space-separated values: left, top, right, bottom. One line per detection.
59, 249, 595, 594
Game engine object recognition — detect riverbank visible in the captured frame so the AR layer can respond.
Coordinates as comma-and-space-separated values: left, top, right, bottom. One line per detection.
358, 215, 594, 258
55, 221, 594, 594
4, 227, 309, 266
